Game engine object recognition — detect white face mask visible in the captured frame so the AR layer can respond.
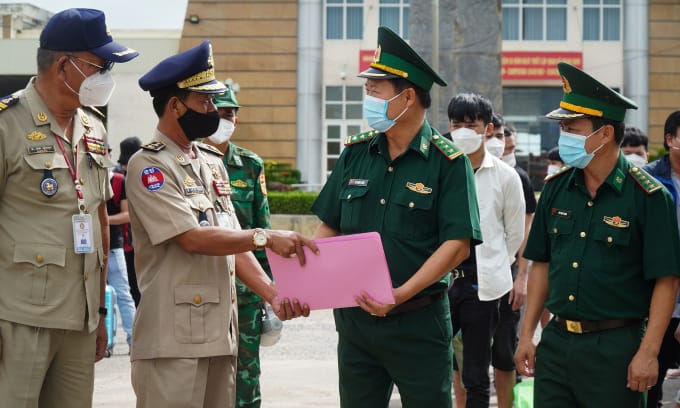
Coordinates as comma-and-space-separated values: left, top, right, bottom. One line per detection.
450, 127, 483, 155
485, 137, 505, 158
547, 164, 562, 175
624, 153, 647, 168
207, 119, 235, 144
64, 58, 116, 106
502, 153, 516, 168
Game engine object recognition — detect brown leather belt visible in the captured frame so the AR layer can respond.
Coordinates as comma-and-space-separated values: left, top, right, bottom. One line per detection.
386, 292, 444, 317
553, 315, 642, 334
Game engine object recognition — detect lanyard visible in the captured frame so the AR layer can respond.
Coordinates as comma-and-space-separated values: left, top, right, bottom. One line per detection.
54, 133, 86, 212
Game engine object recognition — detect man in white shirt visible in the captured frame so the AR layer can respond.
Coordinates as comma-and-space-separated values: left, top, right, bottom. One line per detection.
446, 93, 525, 408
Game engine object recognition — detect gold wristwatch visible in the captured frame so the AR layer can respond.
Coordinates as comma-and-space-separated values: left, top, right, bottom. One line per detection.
252, 228, 268, 249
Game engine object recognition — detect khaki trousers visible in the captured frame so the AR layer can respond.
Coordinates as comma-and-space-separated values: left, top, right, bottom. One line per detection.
132, 355, 236, 408
0, 319, 96, 408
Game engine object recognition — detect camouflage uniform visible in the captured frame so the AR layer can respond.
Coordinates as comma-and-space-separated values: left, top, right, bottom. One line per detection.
224, 143, 272, 408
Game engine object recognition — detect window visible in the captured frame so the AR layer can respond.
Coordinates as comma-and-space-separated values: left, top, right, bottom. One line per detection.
326, 0, 363, 40
502, 0, 567, 41
323, 86, 364, 175
583, 0, 621, 41
379, 0, 410, 39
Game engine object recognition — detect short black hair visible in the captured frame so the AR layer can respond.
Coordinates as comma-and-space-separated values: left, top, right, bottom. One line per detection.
504, 122, 516, 137
447, 93, 493, 125
151, 87, 192, 117
622, 127, 648, 150
391, 78, 431, 109
663, 110, 680, 150
588, 117, 625, 145
491, 112, 504, 129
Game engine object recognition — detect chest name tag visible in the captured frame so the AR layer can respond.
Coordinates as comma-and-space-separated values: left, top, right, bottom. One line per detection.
348, 179, 369, 187
551, 208, 572, 219
184, 186, 205, 196
28, 145, 56, 154
72, 214, 94, 254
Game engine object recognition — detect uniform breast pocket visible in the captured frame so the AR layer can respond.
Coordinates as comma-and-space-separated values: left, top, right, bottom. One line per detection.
173, 285, 222, 344
548, 217, 574, 258
188, 195, 215, 226
339, 185, 370, 232
23, 153, 69, 195
388, 190, 435, 240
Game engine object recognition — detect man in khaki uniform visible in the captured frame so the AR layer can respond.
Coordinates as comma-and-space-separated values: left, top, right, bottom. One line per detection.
127, 40, 317, 408
0, 8, 139, 408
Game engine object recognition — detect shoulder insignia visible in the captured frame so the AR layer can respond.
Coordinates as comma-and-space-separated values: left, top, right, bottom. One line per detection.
430, 134, 463, 160
82, 106, 105, 119
345, 130, 378, 146
544, 165, 573, 182
629, 166, 663, 194
141, 141, 166, 152
197, 142, 224, 157
0, 93, 19, 114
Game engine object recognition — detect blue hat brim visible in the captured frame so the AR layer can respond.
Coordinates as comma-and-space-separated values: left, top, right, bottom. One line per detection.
90, 40, 139, 63
357, 66, 400, 80
545, 107, 587, 120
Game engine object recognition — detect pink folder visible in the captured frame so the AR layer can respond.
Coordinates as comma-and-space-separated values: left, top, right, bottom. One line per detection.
266, 232, 395, 310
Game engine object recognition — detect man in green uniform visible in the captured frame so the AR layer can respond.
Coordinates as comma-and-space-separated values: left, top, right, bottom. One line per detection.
515, 62, 680, 408
127, 40, 317, 408
312, 26, 482, 408
203, 85, 273, 408
0, 9, 139, 407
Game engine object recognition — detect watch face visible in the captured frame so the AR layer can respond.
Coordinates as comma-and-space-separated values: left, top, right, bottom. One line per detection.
254, 231, 267, 246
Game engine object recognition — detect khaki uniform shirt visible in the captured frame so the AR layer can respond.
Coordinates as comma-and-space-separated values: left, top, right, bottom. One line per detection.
524, 154, 680, 320
127, 131, 239, 360
0, 79, 113, 332
224, 143, 272, 303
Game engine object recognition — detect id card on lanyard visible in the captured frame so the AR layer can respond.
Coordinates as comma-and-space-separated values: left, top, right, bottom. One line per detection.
55, 131, 94, 254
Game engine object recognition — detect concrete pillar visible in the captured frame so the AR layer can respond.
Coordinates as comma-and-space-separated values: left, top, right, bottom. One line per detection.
410, 0, 503, 132
296, 0, 323, 186
623, 0, 648, 132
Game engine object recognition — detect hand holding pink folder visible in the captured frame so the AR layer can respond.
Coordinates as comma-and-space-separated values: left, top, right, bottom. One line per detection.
266, 232, 395, 310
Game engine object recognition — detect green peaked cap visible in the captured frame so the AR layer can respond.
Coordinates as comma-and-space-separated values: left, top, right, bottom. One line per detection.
358, 26, 447, 91
546, 62, 637, 122
213, 83, 240, 108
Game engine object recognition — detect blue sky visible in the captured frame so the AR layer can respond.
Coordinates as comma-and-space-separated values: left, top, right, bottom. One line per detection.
0, 0, 188, 29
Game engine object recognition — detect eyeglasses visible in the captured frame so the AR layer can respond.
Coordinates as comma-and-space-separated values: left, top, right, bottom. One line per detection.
68, 55, 114, 74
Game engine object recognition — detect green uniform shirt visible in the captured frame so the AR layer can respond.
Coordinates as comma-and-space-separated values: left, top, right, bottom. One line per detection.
224, 143, 272, 303
524, 154, 680, 320
312, 121, 482, 297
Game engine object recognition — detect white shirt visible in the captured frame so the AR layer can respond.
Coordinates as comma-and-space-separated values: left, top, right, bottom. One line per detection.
473, 150, 526, 301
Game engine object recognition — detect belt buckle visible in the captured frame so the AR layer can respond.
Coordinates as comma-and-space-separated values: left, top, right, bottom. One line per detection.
565, 319, 583, 334
452, 269, 463, 280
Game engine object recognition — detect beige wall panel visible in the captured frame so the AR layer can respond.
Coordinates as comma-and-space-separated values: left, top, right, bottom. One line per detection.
214, 54, 297, 71
649, 91, 680, 108
649, 56, 680, 73
213, 72, 297, 89
230, 140, 297, 161
187, 2, 297, 20
181, 37, 296, 54
649, 108, 677, 127
237, 106, 297, 124
183, 20, 297, 38
651, 74, 680, 91
650, 22, 680, 39
650, 4, 680, 21
237, 89, 297, 106
649, 39, 680, 56
235, 124, 296, 141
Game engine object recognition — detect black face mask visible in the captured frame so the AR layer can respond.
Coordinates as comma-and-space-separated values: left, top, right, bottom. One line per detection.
177, 99, 221, 141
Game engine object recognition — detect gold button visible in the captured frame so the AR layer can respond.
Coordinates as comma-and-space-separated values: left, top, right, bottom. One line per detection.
45, 161, 52, 168
193, 295, 202, 305
408, 202, 415, 208
579, 231, 586, 238
572, 262, 579, 269
607, 236, 613, 243
79, 178, 85, 185
553, 228, 558, 234
380, 198, 386, 205
36, 255, 43, 263
199, 203, 205, 211
232, 297, 236, 303
84, 272, 89, 281
347, 194, 352, 200
388, 166, 394, 173
587, 201, 594, 207
568, 295, 575, 301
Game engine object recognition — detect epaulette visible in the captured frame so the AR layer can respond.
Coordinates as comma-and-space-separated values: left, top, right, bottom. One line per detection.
232, 144, 261, 160
345, 130, 378, 146
141, 141, 166, 152
629, 166, 663, 194
197, 142, 224, 157
83, 106, 105, 119
0, 93, 19, 114
430, 134, 463, 160
544, 165, 573, 182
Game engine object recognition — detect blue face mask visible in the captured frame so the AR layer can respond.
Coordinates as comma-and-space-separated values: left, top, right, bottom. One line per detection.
363, 91, 408, 132
558, 126, 604, 169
